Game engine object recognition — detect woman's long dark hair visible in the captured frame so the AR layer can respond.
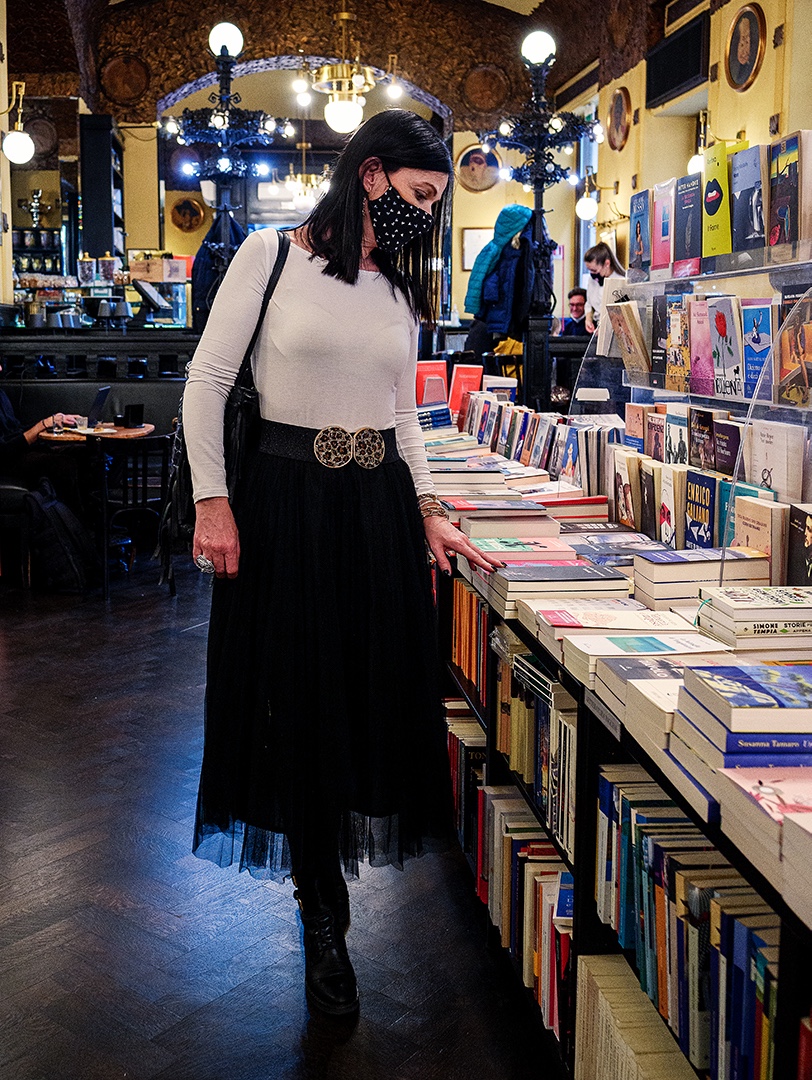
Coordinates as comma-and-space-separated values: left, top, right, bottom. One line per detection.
302, 109, 453, 324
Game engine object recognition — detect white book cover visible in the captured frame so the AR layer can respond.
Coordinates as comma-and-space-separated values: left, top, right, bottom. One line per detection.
745, 418, 806, 503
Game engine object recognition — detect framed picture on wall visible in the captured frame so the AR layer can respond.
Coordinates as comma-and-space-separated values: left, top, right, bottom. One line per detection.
456, 144, 502, 193
607, 88, 631, 152
725, 3, 766, 92
461, 228, 492, 271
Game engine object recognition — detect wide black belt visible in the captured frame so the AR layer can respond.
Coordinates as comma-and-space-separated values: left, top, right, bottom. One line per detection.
258, 419, 400, 469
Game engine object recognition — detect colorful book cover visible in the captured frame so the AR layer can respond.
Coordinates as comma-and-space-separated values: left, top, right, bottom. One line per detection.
775, 284, 812, 407
652, 178, 676, 271
629, 189, 652, 276
666, 294, 690, 393
687, 665, 812, 711
646, 413, 666, 462
688, 298, 715, 396
624, 403, 650, 453
665, 408, 689, 466
660, 464, 687, 549
712, 418, 745, 479
650, 295, 668, 389
673, 174, 703, 277
685, 469, 719, 549
786, 503, 812, 587
702, 142, 733, 258
448, 364, 483, 420
606, 302, 650, 381
415, 359, 448, 405
559, 427, 581, 486
689, 408, 721, 471
708, 296, 744, 399
741, 299, 773, 400
730, 145, 768, 252
768, 133, 800, 246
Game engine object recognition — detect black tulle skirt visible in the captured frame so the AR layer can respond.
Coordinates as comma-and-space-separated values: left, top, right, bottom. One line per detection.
193, 431, 453, 879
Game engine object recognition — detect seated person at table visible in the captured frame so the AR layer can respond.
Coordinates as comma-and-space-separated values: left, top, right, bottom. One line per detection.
558, 287, 589, 336
0, 367, 84, 509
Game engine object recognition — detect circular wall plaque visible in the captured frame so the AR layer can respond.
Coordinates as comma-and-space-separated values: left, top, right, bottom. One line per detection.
170, 197, 206, 233
101, 54, 151, 105
607, 87, 631, 151
725, 4, 767, 92
462, 64, 511, 113
455, 143, 502, 193
24, 118, 58, 158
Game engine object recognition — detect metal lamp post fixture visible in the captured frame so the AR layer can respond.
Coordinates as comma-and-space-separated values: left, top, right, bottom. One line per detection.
479, 31, 600, 407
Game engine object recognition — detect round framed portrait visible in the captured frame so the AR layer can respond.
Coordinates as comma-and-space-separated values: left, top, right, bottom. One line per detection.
725, 4, 766, 92
170, 197, 206, 233
607, 87, 631, 152
456, 144, 502, 194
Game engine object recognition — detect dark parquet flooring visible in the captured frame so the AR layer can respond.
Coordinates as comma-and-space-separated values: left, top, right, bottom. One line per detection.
0, 563, 566, 1080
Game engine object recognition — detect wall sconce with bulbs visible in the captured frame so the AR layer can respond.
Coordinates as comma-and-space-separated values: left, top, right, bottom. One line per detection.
575, 169, 619, 222
1, 81, 35, 164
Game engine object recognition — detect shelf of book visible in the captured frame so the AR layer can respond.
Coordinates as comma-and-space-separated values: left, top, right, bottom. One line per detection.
447, 661, 488, 732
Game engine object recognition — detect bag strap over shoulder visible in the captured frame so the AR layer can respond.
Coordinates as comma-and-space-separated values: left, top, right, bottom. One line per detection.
234, 229, 291, 390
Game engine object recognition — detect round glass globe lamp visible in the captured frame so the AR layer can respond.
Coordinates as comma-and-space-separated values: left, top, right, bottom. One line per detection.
208, 22, 244, 57
324, 96, 363, 133
575, 194, 598, 221
521, 31, 556, 65
2, 129, 35, 164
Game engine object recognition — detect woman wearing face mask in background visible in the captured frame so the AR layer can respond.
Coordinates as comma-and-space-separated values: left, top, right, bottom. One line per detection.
583, 241, 626, 332
182, 110, 501, 1018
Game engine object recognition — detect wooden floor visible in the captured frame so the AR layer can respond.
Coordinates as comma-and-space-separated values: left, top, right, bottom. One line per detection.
0, 562, 566, 1080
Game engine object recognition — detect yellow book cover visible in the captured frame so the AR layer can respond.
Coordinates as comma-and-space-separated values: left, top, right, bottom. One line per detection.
702, 143, 733, 257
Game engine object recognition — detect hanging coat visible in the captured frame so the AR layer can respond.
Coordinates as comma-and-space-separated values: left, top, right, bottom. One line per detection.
191, 213, 248, 332
464, 204, 533, 318
479, 216, 537, 337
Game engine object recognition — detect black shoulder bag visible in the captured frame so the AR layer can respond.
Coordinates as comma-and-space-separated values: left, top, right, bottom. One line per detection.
158, 230, 291, 591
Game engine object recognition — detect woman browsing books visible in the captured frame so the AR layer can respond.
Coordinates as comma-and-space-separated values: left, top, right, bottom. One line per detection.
183, 110, 501, 1018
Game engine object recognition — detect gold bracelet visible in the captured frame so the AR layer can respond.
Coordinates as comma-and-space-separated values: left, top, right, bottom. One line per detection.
417, 493, 450, 520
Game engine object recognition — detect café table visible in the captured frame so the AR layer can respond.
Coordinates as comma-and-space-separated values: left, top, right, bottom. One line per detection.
38, 423, 156, 443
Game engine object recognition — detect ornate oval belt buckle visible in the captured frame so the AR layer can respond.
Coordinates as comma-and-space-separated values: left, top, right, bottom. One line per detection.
314, 426, 353, 468
353, 427, 386, 469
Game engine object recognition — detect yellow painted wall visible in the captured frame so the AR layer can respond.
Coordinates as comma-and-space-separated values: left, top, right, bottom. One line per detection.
452, 131, 576, 319
121, 125, 160, 251
163, 191, 214, 256
708, 0, 787, 143
784, 0, 812, 131
10, 170, 61, 229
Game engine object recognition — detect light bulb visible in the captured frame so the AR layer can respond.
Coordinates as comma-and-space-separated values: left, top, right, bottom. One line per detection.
3, 129, 35, 164
217, 156, 232, 173
548, 115, 564, 133
498, 167, 513, 181
386, 81, 403, 100
481, 139, 493, 153
297, 92, 312, 108
291, 75, 309, 94
498, 121, 513, 137
181, 162, 196, 176
324, 96, 363, 133
521, 30, 556, 65
687, 153, 704, 175
256, 162, 270, 177
567, 172, 580, 187
283, 121, 295, 138
523, 183, 532, 193
210, 111, 228, 130
176, 136, 186, 145
164, 117, 180, 135
260, 116, 276, 134
351, 72, 366, 90
293, 191, 317, 213
575, 194, 598, 221
563, 143, 573, 155
208, 21, 244, 57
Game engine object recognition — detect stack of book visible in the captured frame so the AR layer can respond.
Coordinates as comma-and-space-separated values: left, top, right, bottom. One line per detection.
697, 585, 812, 660
479, 563, 633, 620
594, 654, 685, 720
451, 577, 490, 705
561, 631, 730, 690
529, 603, 693, 662
563, 529, 668, 572
444, 498, 558, 534
632, 548, 771, 610
444, 700, 486, 860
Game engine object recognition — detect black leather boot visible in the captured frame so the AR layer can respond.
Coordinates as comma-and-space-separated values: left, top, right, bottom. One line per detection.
319, 872, 350, 935
294, 880, 358, 1016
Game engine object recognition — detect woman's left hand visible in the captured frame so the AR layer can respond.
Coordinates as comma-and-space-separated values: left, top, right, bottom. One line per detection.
423, 515, 505, 576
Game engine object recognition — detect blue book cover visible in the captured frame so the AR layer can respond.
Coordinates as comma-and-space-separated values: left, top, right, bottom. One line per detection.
629, 190, 652, 275
637, 547, 758, 566
558, 427, 581, 485
554, 871, 574, 920
741, 300, 773, 401
685, 469, 719, 549
679, 713, 812, 766
673, 174, 703, 276
686, 664, 812, 710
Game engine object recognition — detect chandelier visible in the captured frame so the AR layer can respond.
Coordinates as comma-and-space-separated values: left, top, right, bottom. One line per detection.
291, 10, 401, 133
160, 22, 294, 178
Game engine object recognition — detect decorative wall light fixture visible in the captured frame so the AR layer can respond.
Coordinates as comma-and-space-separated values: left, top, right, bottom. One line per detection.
1, 81, 36, 164
159, 22, 293, 178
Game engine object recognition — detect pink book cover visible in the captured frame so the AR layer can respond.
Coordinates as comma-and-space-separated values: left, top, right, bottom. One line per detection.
448, 365, 483, 419
718, 766, 812, 822
688, 299, 715, 395
651, 178, 676, 271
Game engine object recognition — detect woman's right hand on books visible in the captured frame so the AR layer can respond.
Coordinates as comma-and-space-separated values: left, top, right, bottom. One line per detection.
193, 497, 240, 578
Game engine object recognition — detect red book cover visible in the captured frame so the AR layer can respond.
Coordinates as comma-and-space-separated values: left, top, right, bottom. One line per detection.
416, 359, 448, 406
448, 365, 483, 420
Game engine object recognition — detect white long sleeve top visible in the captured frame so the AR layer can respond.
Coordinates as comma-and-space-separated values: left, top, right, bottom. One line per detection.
183, 226, 433, 502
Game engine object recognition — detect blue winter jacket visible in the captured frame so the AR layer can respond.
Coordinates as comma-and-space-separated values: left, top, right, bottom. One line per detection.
464, 204, 533, 317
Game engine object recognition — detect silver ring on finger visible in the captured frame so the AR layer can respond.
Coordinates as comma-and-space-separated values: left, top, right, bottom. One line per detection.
195, 555, 216, 574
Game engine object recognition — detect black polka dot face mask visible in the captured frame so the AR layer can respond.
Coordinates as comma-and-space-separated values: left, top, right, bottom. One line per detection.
367, 171, 436, 254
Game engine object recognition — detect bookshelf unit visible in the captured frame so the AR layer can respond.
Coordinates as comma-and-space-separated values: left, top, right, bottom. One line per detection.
80, 114, 126, 262
439, 572, 812, 1077
438, 259, 812, 1073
